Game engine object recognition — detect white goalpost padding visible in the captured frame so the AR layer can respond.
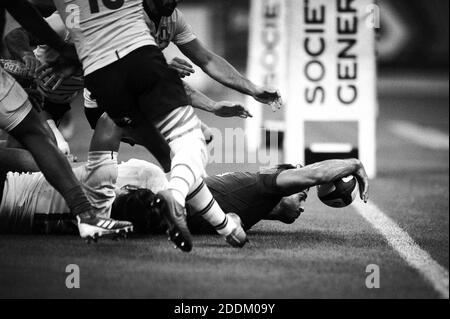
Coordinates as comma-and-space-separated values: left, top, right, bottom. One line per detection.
246, 0, 378, 178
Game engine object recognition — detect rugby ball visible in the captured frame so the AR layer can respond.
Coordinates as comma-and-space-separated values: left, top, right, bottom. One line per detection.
317, 176, 358, 208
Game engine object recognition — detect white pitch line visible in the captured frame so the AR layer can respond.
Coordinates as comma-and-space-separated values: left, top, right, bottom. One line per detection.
353, 201, 449, 299
389, 121, 449, 150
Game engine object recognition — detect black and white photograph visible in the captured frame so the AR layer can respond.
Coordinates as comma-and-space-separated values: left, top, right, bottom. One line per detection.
0, 0, 448, 304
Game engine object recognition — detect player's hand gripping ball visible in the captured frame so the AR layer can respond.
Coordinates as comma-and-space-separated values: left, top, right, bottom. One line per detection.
317, 176, 358, 208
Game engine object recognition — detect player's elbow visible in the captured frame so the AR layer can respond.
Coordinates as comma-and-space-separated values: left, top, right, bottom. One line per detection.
196, 52, 215, 71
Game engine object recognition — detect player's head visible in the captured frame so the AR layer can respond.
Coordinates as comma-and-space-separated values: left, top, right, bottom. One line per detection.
151, 0, 180, 17
269, 189, 309, 224
111, 186, 166, 234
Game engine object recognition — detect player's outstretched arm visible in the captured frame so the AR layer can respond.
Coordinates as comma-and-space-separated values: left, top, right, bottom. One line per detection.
183, 82, 252, 119
178, 39, 283, 110
276, 159, 370, 203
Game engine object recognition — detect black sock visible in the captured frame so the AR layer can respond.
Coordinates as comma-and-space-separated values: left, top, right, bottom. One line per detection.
63, 185, 93, 216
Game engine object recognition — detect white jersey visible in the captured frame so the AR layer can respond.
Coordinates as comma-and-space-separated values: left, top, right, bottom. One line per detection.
146, 9, 196, 50
0, 152, 118, 233
0, 156, 168, 233
117, 159, 168, 192
84, 8, 196, 108
53, 0, 156, 76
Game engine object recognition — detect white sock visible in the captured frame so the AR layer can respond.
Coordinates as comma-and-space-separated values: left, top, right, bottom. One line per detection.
187, 180, 235, 236
168, 164, 196, 207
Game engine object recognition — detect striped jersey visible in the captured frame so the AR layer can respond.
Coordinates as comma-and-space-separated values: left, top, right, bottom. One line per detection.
53, 0, 156, 76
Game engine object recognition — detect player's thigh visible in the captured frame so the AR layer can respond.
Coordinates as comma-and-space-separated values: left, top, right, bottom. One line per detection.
169, 128, 208, 180
84, 66, 136, 126
42, 100, 71, 125
129, 46, 189, 121
9, 107, 54, 144
0, 70, 32, 133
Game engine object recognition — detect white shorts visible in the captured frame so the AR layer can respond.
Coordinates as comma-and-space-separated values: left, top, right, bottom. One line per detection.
0, 67, 32, 132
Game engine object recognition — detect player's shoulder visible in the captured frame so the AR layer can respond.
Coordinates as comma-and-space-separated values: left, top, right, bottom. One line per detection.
171, 8, 187, 25
207, 171, 257, 189
117, 158, 168, 192
256, 164, 296, 195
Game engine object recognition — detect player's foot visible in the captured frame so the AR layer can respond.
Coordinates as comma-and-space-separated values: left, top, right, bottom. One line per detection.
77, 212, 133, 242
225, 213, 248, 248
156, 190, 193, 253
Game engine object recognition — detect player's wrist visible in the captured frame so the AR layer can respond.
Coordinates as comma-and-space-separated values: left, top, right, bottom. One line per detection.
210, 100, 221, 113
250, 84, 262, 98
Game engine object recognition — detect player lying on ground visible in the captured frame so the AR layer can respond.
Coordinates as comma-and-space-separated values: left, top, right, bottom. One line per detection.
0, 113, 244, 246
0, 111, 144, 237
0, 139, 369, 236
0, 0, 132, 240
112, 157, 369, 235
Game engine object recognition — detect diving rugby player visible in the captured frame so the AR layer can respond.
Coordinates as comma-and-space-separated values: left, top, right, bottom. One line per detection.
0, 142, 369, 236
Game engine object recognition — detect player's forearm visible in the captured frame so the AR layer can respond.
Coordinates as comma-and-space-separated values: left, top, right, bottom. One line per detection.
183, 81, 216, 113
276, 159, 362, 195
5, 0, 66, 52
204, 54, 258, 97
4, 27, 33, 60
